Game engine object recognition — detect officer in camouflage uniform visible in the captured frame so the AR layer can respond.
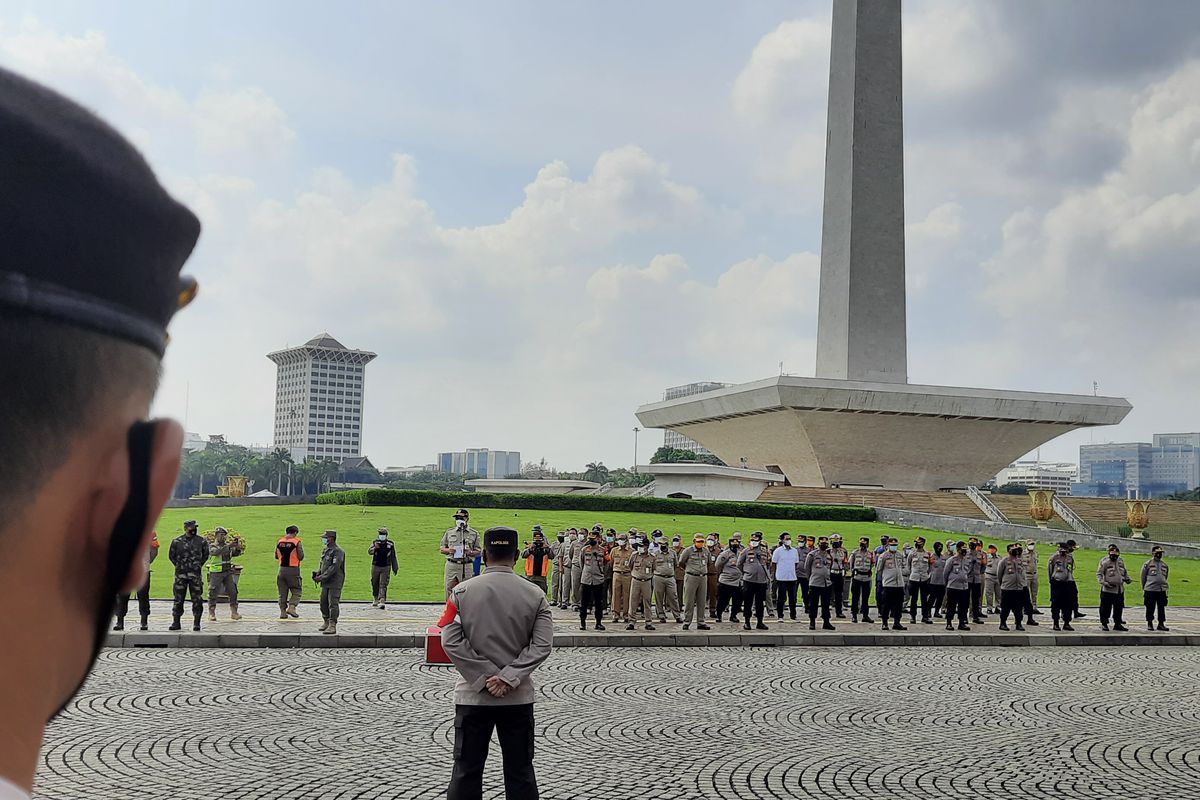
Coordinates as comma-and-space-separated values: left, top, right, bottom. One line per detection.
169, 520, 209, 631
441, 508, 481, 599
205, 526, 244, 622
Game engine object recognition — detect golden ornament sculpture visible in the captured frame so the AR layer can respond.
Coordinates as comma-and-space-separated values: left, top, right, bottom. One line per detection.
1027, 489, 1056, 528
1125, 500, 1150, 539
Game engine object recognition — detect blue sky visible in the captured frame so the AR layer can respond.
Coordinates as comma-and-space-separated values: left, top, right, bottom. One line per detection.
5, 1, 1200, 472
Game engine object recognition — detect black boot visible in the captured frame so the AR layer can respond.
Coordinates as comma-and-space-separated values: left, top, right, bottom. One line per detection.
140, 615, 149, 631
112, 618, 125, 632
193, 614, 202, 632
168, 615, 182, 631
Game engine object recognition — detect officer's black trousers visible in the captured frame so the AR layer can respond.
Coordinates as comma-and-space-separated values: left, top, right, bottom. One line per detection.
1099, 590, 1125, 626
875, 577, 885, 615
880, 586, 904, 625
944, 587, 969, 626
742, 581, 767, 624
116, 575, 151, 622
928, 583, 945, 615
1049, 580, 1077, 624
1144, 590, 1167, 624
850, 579, 872, 619
775, 579, 798, 619
908, 580, 931, 620
968, 582, 983, 618
806, 583, 831, 622
999, 588, 1027, 626
580, 583, 606, 624
448, 703, 538, 800
716, 583, 742, 620
829, 574, 845, 614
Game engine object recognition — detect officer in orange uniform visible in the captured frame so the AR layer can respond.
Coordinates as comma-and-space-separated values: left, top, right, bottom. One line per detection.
275, 525, 305, 619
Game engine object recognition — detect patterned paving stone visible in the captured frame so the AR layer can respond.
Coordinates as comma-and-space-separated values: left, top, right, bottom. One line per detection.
35, 646, 1200, 799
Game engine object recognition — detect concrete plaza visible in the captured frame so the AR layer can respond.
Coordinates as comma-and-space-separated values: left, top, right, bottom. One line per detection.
38, 645, 1200, 799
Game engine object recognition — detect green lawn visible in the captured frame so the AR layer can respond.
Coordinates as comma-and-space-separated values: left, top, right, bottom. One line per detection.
149, 505, 1200, 606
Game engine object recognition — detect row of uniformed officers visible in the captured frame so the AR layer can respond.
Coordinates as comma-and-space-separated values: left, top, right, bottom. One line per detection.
445, 521, 1175, 633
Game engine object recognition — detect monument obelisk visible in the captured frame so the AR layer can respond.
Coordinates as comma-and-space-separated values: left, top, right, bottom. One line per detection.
636, 0, 1131, 491
816, 0, 907, 383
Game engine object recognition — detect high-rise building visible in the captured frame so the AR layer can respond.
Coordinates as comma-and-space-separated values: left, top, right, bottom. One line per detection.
437, 448, 521, 479
662, 382, 729, 456
268, 333, 377, 463
1074, 432, 1200, 498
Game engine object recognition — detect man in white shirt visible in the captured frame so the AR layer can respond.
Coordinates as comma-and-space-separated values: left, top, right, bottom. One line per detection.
771, 534, 801, 620
0, 66, 201, 799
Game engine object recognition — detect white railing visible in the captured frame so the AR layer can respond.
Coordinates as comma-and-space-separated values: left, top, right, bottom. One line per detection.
965, 485, 1009, 523
592, 483, 615, 496
1053, 495, 1095, 535
631, 481, 657, 497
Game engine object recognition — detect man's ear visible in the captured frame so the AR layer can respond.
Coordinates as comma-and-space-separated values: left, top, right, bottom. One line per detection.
118, 420, 182, 594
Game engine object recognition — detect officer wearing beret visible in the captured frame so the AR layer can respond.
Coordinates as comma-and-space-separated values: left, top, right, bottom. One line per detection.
441, 509, 482, 599
442, 526, 553, 800
169, 520, 210, 631
0, 66, 200, 799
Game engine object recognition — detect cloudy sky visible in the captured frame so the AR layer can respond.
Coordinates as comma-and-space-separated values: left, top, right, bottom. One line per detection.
6, 1, 1200, 471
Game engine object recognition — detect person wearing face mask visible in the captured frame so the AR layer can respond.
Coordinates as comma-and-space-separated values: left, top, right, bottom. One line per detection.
313, 530, 346, 635
966, 539, 987, 624
1023, 539, 1041, 616
205, 526, 244, 622
804, 536, 835, 631
0, 66, 202, 800
551, 531, 570, 608
577, 530, 611, 631
983, 544, 1001, 615
169, 520, 210, 632
795, 535, 813, 616
848, 537, 875, 624
672, 536, 686, 608
651, 532, 683, 624
368, 527, 399, 609
737, 534, 771, 630
1047, 542, 1077, 631
905, 537, 936, 625
706, 533, 722, 617
441, 509, 481, 600
609, 532, 634, 624
828, 533, 849, 619
714, 534, 743, 624
604, 529, 619, 605
1097, 545, 1132, 632
766, 533, 782, 619
876, 537, 908, 631
995, 544, 1030, 631
678, 535, 713, 630
1140, 546, 1170, 631
772, 533, 801, 621
521, 528, 552, 597
625, 540, 657, 631
928, 541, 947, 619
874, 535, 890, 619
1065, 540, 1086, 619
941, 542, 972, 631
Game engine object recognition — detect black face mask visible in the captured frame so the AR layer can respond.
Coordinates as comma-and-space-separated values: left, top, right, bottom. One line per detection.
55, 421, 158, 719
1110, 554, 1119, 561
819, 543, 829, 550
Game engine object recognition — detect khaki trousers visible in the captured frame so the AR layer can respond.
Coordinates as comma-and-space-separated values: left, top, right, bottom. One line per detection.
629, 577, 654, 622
653, 575, 680, 620
612, 573, 632, 621
682, 574, 708, 624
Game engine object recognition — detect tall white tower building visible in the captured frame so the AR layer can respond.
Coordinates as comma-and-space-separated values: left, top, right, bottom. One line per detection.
268, 333, 377, 462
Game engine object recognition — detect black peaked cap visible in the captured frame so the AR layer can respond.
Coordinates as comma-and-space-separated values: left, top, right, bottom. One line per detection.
0, 67, 200, 356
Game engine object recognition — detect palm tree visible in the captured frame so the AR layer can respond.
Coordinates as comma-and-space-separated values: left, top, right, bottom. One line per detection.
583, 461, 611, 484
267, 448, 293, 495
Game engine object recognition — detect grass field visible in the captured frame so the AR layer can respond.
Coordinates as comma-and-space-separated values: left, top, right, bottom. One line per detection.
149, 505, 1200, 606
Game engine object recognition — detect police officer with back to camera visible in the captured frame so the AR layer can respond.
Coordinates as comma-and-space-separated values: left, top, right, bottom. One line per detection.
169, 520, 209, 631
368, 526, 399, 608
441, 508, 481, 599
442, 526, 554, 800
0, 64, 202, 799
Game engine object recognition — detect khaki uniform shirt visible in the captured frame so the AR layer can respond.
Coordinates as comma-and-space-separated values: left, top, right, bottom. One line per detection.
629, 552, 655, 581
579, 545, 609, 585
442, 565, 554, 706
610, 545, 634, 574
678, 545, 710, 577
441, 526, 481, 563
651, 549, 678, 578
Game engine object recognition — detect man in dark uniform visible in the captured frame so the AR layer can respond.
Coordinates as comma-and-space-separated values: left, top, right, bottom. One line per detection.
368, 527, 399, 608
314, 530, 346, 635
114, 531, 158, 631
442, 527, 554, 800
169, 520, 209, 631
0, 65, 200, 799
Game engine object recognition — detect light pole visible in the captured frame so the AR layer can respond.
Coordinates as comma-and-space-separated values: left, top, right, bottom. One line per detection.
633, 426, 640, 474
